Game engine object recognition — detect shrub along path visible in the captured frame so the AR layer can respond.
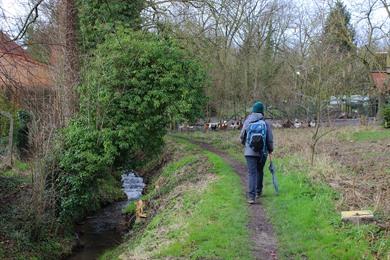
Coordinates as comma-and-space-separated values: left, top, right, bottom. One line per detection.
189, 139, 278, 260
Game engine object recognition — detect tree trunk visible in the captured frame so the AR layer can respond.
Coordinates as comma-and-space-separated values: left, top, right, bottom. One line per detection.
0, 111, 14, 166
377, 92, 386, 124
59, 0, 80, 124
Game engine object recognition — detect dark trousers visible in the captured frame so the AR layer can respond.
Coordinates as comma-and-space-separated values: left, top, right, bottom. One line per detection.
245, 155, 267, 200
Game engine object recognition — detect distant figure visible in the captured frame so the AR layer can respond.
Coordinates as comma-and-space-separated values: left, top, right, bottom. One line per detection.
210, 123, 218, 131
229, 120, 242, 130
218, 120, 228, 130
240, 101, 274, 204
204, 123, 209, 131
293, 119, 302, 128
282, 119, 293, 128
237, 119, 243, 129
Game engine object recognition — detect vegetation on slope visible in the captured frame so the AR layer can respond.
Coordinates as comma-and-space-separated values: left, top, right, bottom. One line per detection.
0, 162, 74, 259
102, 137, 251, 259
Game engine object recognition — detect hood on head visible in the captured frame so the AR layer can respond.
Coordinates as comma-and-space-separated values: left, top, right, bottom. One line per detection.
247, 112, 264, 122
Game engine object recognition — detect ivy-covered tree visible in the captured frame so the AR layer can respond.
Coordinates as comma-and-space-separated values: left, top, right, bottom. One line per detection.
58, 29, 206, 221
78, 0, 145, 52
323, 0, 356, 54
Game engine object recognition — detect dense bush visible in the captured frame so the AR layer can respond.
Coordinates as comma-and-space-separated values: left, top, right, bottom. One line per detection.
57, 29, 206, 222
384, 105, 390, 128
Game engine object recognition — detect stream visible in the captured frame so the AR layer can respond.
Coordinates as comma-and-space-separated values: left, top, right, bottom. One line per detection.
67, 171, 145, 260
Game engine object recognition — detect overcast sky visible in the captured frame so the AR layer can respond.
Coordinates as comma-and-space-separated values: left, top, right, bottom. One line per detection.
0, 0, 389, 45
1, 0, 28, 18
0, 0, 30, 34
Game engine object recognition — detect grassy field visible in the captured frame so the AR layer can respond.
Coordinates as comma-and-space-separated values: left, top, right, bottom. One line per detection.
102, 138, 252, 259
180, 126, 390, 259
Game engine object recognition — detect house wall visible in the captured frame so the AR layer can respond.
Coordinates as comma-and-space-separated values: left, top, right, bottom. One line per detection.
0, 32, 54, 111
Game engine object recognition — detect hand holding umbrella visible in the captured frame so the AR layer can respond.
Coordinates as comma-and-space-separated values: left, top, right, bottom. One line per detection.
268, 154, 279, 194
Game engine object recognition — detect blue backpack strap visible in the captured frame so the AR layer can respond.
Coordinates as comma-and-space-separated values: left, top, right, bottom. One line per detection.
256, 120, 267, 154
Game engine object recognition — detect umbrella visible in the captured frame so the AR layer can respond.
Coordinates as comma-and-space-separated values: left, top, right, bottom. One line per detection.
268, 155, 279, 194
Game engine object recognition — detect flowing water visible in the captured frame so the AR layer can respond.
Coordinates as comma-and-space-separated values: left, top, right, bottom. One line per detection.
67, 171, 145, 260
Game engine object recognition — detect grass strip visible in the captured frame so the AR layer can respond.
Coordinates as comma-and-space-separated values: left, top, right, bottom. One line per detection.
158, 151, 251, 259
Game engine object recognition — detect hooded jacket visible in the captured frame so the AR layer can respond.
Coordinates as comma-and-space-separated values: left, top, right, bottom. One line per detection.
239, 113, 274, 157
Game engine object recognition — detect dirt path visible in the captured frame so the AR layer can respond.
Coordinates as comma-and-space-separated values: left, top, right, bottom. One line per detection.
193, 141, 278, 260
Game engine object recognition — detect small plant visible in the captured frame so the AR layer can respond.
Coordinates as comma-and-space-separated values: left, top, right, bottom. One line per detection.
122, 201, 136, 215
383, 105, 390, 128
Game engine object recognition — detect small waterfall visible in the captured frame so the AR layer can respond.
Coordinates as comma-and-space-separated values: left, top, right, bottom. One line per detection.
121, 171, 145, 201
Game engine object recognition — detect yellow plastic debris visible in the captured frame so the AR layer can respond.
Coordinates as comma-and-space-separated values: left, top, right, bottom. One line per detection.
341, 210, 374, 223
136, 200, 147, 222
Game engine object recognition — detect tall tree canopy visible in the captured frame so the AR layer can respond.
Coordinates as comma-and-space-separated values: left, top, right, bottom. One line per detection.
323, 0, 356, 54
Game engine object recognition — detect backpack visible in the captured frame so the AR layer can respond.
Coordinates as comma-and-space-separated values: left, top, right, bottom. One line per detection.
246, 119, 267, 153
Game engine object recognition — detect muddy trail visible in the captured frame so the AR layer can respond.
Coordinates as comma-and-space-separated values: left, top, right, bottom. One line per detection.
191, 140, 278, 260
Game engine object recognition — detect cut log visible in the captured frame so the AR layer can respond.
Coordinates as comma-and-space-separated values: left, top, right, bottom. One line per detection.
341, 210, 374, 224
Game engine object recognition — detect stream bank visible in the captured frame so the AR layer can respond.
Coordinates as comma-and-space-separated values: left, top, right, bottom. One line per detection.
67, 172, 145, 260
99, 137, 253, 259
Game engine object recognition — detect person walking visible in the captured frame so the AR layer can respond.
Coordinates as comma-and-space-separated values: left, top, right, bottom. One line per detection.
240, 101, 274, 204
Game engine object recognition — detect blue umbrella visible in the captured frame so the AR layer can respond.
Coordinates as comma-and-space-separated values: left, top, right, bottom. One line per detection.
269, 155, 279, 194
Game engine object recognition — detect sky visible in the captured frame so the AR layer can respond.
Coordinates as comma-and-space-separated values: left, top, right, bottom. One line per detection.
0, 0, 389, 45
0, 0, 30, 33
1, 0, 29, 19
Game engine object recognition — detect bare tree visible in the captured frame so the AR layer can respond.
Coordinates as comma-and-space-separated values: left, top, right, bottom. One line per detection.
59, 0, 79, 124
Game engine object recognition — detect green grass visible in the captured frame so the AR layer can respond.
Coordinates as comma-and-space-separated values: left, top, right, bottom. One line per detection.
337, 128, 390, 142
351, 129, 390, 141
14, 160, 29, 171
158, 151, 251, 259
1, 160, 30, 179
122, 154, 199, 215
262, 157, 380, 259
178, 130, 390, 259
101, 138, 251, 259
141, 154, 199, 202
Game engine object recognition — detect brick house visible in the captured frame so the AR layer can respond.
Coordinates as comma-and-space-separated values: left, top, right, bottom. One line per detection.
370, 52, 389, 94
0, 31, 54, 111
